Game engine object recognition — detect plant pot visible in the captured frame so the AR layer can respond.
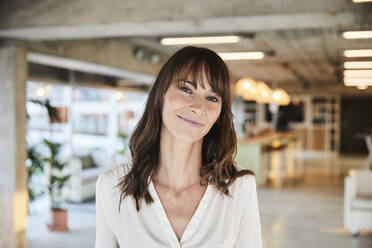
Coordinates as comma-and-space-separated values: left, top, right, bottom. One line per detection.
48, 208, 69, 232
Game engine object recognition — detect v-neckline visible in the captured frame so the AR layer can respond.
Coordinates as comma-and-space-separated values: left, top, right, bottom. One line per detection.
149, 178, 211, 246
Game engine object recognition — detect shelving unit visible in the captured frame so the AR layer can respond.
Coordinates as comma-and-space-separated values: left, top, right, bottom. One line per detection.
328, 96, 340, 153
243, 100, 257, 125
239, 93, 341, 155
310, 94, 340, 153
26, 81, 148, 158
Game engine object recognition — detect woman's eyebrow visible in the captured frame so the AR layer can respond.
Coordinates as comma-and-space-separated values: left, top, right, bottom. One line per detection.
184, 80, 197, 89
184, 80, 218, 94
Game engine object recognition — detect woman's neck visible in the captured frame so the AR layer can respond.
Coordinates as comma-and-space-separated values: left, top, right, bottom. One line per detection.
154, 128, 203, 192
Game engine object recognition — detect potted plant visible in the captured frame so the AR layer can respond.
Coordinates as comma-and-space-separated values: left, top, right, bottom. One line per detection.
28, 98, 71, 231
118, 132, 129, 156
43, 139, 70, 232
117, 132, 131, 164
26, 145, 45, 201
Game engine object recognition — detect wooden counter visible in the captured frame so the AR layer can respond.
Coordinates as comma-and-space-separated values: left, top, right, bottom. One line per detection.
238, 131, 297, 145
235, 131, 301, 187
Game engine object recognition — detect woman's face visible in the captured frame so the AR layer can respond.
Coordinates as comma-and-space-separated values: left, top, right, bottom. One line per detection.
162, 74, 222, 143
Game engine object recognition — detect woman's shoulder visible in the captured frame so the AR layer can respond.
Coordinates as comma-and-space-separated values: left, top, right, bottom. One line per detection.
229, 164, 257, 196
100, 162, 132, 177
234, 164, 256, 184
97, 163, 132, 190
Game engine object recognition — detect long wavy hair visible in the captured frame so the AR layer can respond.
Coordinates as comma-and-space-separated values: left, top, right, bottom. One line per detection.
117, 46, 254, 211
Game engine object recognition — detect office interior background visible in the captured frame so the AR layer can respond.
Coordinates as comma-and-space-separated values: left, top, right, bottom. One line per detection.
1, 0, 372, 247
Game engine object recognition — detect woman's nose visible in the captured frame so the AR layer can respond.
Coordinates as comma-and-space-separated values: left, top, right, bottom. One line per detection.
189, 96, 205, 115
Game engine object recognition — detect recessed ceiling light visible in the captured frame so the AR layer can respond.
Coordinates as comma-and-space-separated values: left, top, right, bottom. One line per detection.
344, 70, 372, 78
160, 36, 240, 45
217, 52, 264, 60
344, 61, 372, 69
342, 31, 372, 39
36, 88, 46, 97
356, 85, 368, 90
344, 49, 372, 57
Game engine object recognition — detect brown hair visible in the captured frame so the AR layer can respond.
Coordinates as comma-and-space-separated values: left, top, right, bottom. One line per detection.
117, 46, 254, 211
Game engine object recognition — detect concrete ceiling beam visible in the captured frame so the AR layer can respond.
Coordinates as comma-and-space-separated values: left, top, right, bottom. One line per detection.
28, 52, 154, 84
0, 12, 354, 40
22, 38, 163, 80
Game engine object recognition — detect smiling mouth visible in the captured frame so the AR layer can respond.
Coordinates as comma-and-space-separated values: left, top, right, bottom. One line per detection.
176, 114, 203, 126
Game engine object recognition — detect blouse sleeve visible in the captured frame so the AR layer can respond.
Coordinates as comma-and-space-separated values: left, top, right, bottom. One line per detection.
234, 176, 263, 248
95, 174, 119, 248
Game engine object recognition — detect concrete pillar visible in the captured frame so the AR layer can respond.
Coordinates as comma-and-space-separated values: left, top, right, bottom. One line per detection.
0, 45, 28, 248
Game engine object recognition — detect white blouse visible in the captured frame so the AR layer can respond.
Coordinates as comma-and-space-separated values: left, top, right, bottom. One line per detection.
95, 164, 262, 248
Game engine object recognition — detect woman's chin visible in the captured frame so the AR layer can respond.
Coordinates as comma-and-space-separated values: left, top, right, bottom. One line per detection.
174, 132, 204, 143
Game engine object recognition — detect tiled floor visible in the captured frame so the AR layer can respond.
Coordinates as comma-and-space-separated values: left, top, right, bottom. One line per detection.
27, 155, 372, 248
260, 175, 371, 248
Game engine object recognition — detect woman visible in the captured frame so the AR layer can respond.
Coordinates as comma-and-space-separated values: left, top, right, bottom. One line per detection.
95, 46, 262, 248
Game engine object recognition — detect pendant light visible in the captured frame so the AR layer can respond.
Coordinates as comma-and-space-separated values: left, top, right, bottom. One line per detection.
273, 88, 290, 106
235, 77, 258, 101
256, 81, 273, 103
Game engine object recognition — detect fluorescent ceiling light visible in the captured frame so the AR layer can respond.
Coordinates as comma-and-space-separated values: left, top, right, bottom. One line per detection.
344, 61, 372, 69
344, 70, 372, 78
344, 78, 372, 86
352, 0, 372, 2
344, 49, 372, 57
217, 52, 264, 60
160, 36, 240, 45
342, 31, 372, 39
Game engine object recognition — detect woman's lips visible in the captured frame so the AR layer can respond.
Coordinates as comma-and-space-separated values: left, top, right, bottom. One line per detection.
176, 114, 203, 127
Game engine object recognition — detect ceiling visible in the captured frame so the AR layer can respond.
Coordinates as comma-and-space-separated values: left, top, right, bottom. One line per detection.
1, 0, 372, 91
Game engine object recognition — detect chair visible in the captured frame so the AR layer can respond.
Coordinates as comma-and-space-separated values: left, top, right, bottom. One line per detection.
63, 149, 116, 202
344, 169, 372, 236
363, 135, 372, 169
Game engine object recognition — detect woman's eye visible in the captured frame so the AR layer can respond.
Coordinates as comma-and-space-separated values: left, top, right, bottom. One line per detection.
207, 96, 219, 103
180, 86, 192, 94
